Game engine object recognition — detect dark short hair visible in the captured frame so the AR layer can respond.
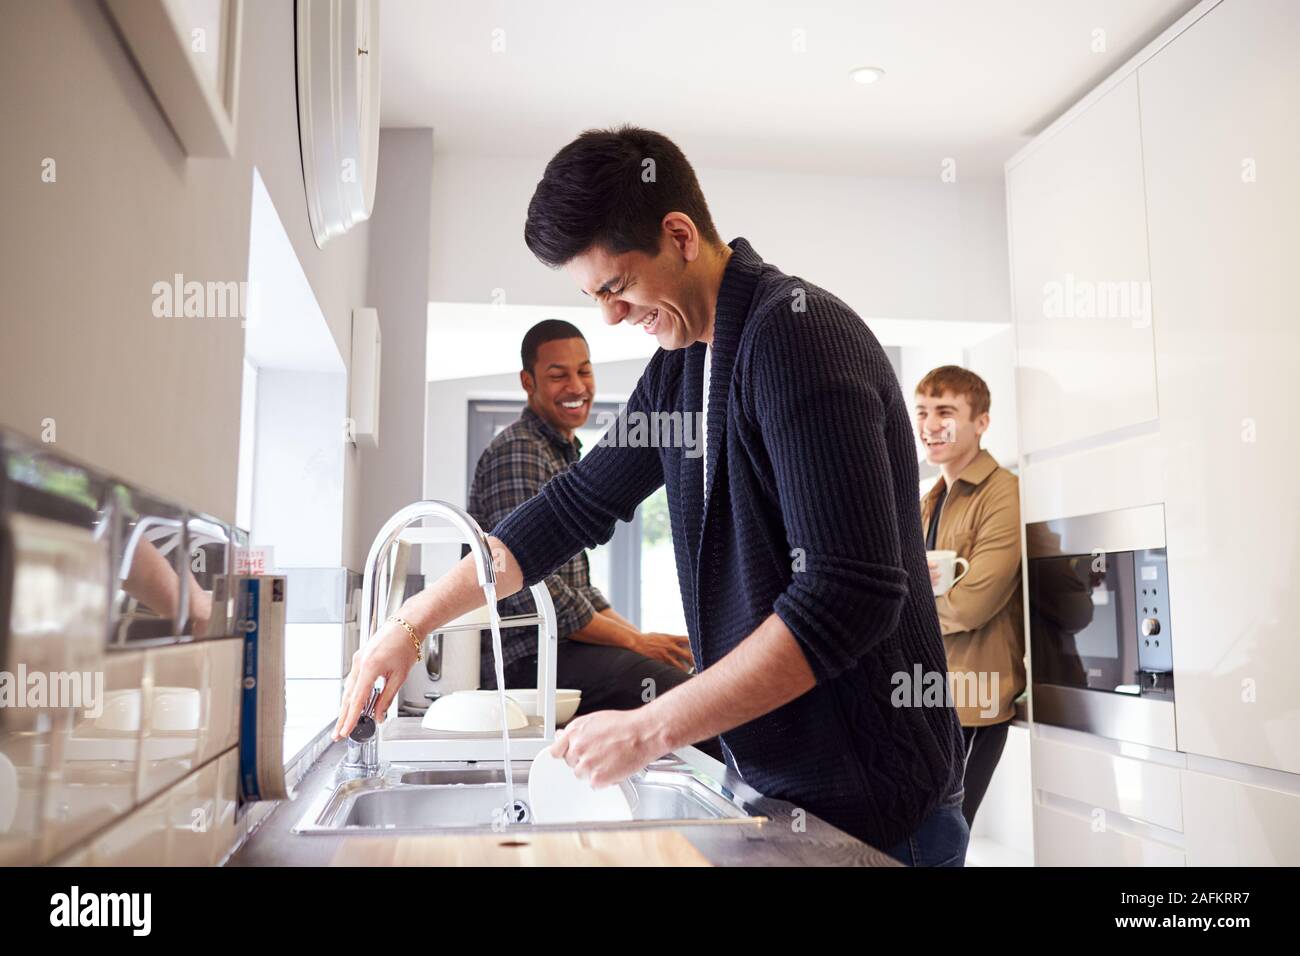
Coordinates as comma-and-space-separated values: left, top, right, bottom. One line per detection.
524, 126, 721, 268
915, 366, 992, 419
521, 319, 587, 375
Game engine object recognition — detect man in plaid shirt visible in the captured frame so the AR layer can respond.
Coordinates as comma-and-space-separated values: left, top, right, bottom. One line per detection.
470, 320, 714, 732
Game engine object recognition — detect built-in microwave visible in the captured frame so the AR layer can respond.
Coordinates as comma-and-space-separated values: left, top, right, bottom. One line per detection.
1026, 503, 1176, 749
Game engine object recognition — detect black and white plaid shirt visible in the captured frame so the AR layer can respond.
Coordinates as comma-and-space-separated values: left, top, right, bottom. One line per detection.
468, 406, 609, 685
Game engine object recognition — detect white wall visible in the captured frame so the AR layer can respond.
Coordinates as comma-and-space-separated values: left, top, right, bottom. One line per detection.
0, 1, 371, 554
427, 151, 1011, 327
965, 328, 1019, 468
251, 369, 346, 568
703, 165, 1010, 326
358, 130, 435, 561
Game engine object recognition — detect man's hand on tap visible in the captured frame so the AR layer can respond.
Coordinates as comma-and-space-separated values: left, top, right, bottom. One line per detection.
332, 536, 524, 741
333, 617, 418, 740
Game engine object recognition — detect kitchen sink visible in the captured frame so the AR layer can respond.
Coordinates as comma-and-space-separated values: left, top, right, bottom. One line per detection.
292, 751, 768, 835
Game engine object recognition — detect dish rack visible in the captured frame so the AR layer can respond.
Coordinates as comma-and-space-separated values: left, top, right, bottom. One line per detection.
361, 501, 559, 762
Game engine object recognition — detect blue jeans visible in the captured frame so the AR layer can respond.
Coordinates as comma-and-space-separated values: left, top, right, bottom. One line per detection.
884, 788, 969, 867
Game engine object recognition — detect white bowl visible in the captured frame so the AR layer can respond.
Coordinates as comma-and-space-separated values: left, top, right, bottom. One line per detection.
94, 686, 202, 734
504, 689, 581, 725
421, 690, 529, 733
94, 689, 142, 733
150, 687, 202, 732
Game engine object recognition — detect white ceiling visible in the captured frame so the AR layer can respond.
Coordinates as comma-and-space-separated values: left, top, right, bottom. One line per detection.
380, 0, 1198, 179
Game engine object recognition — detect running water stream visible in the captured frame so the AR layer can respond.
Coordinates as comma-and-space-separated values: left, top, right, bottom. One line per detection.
481, 582, 516, 821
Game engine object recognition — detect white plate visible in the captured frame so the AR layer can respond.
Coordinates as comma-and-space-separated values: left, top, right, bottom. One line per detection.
527, 747, 635, 824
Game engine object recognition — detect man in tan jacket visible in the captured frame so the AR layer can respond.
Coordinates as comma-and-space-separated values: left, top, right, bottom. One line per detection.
915, 366, 1025, 827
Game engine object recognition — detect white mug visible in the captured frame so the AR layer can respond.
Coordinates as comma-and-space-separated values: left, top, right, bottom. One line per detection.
927, 549, 970, 597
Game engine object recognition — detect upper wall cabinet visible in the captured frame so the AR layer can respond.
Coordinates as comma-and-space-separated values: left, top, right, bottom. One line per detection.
1138, 0, 1300, 775
105, 0, 243, 157
1006, 74, 1158, 456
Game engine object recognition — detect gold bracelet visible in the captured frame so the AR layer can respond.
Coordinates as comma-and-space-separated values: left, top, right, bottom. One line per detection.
388, 615, 423, 662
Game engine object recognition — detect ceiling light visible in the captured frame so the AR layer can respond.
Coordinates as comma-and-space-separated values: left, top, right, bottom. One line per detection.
850, 66, 885, 85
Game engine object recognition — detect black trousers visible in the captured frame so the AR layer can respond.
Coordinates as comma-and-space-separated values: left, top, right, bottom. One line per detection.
959, 720, 1011, 827
489, 640, 725, 762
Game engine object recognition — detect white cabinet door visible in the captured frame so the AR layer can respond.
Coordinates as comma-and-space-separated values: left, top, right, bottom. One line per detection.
1034, 804, 1185, 867
1181, 770, 1300, 866
1006, 72, 1159, 455
1139, 0, 1300, 774
1032, 734, 1184, 832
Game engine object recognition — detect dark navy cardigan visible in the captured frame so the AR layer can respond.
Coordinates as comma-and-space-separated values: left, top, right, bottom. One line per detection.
494, 238, 964, 849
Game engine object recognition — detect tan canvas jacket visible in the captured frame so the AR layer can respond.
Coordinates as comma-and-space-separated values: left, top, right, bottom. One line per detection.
920, 449, 1026, 726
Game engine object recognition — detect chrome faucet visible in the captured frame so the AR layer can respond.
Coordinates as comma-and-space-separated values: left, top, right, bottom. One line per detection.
342, 500, 499, 778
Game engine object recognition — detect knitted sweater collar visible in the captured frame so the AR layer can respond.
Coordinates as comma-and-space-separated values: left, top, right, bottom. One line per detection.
686, 237, 764, 541
714, 237, 764, 335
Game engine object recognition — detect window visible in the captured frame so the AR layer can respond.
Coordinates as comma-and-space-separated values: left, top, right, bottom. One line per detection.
638, 486, 687, 634
465, 400, 687, 636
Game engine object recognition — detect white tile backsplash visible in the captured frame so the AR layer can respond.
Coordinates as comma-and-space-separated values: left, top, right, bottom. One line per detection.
44, 747, 242, 867
166, 758, 217, 866
138, 643, 206, 801
43, 650, 145, 859
90, 787, 168, 866
211, 748, 239, 865
204, 638, 242, 763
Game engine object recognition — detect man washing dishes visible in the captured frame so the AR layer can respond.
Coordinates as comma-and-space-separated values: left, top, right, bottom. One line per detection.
469, 319, 720, 760
335, 126, 967, 865
915, 366, 1025, 827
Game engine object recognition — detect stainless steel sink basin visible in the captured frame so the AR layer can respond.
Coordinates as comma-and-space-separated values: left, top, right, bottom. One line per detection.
292, 751, 768, 835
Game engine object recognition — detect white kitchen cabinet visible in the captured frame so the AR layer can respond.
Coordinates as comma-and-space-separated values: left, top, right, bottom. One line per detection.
1034, 804, 1185, 867
1018, 430, 1166, 526
1138, 0, 1300, 775
1030, 726, 1189, 866
1006, 72, 1159, 456
1032, 734, 1183, 832
1181, 769, 1300, 866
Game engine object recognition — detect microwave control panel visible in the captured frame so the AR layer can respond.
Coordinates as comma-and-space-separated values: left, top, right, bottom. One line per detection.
1133, 548, 1173, 674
